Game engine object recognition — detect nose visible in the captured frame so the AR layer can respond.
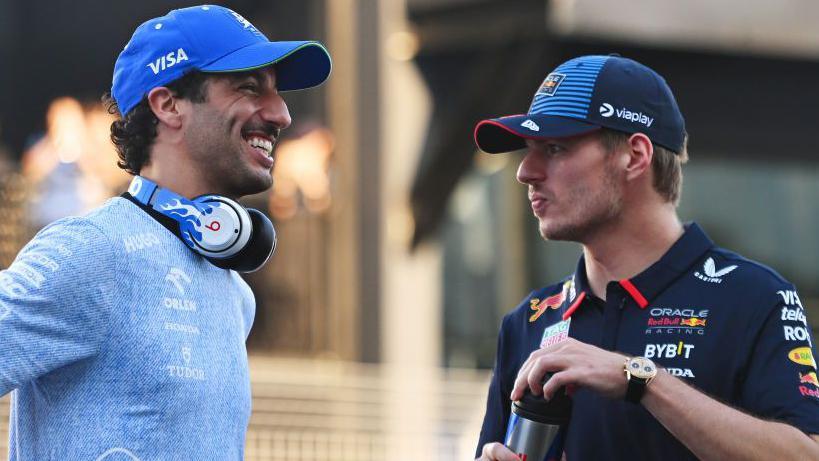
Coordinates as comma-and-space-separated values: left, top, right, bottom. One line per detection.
516, 150, 545, 185
260, 91, 292, 130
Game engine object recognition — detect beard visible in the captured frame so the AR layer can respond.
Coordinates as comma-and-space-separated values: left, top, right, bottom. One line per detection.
538, 168, 623, 243
185, 108, 274, 199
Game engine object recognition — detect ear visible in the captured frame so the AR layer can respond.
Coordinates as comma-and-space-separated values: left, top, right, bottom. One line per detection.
624, 133, 653, 181
146, 87, 183, 129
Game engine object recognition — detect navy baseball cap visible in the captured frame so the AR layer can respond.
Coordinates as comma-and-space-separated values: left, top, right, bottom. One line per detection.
112, 5, 332, 116
474, 55, 686, 154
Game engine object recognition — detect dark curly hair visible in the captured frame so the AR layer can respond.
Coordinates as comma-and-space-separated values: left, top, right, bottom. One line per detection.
102, 71, 210, 175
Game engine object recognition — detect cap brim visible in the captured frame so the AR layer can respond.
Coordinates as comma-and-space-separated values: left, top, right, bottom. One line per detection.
474, 114, 600, 154
200, 41, 332, 91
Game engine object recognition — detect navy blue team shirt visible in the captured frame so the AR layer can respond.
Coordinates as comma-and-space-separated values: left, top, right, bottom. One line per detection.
477, 223, 819, 460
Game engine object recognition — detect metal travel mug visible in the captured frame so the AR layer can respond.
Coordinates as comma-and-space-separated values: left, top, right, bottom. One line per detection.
504, 380, 572, 461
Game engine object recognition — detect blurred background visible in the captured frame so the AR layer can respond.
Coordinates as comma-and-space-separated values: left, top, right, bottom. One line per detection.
1, 0, 819, 459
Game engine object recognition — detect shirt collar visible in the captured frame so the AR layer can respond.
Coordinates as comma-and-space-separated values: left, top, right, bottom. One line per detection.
568, 222, 714, 312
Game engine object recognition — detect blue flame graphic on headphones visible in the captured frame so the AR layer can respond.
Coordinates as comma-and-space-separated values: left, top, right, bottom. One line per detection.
159, 199, 214, 248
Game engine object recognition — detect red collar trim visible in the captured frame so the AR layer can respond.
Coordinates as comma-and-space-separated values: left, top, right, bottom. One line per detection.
619, 279, 649, 308
561, 279, 648, 320
562, 292, 587, 320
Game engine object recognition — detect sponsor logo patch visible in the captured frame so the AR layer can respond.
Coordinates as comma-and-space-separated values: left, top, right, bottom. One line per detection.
146, 48, 189, 75
680, 318, 707, 327
540, 318, 571, 348
566, 277, 576, 303
789, 347, 816, 368
529, 281, 572, 323
646, 308, 709, 336
799, 385, 819, 398
644, 341, 695, 360
694, 257, 737, 284
667, 368, 695, 378
529, 293, 564, 323
778, 289, 803, 308
598, 102, 654, 127
521, 119, 540, 132
784, 325, 813, 348
800, 371, 819, 388
781, 306, 807, 326
536, 73, 565, 97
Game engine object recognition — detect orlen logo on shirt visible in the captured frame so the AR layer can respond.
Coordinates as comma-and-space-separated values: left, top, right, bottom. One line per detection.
147, 48, 189, 75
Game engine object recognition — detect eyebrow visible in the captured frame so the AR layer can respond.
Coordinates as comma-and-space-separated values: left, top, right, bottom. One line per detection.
222, 69, 277, 88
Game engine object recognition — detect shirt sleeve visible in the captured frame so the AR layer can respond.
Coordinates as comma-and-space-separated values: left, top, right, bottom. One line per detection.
0, 217, 116, 395
738, 284, 819, 435
475, 316, 512, 457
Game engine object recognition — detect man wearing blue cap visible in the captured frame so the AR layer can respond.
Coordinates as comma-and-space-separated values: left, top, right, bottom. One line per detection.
474, 55, 819, 460
0, 5, 330, 459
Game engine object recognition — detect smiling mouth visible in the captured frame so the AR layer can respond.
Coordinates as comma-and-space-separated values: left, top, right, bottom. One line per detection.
244, 134, 274, 157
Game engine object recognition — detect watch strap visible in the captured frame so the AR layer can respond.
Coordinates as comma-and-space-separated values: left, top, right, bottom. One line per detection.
625, 376, 648, 403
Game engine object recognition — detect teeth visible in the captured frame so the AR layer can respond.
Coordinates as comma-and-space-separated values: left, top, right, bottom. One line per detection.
247, 136, 273, 156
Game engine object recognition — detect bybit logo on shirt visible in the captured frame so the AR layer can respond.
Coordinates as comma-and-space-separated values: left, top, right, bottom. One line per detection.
694, 257, 737, 284
644, 341, 695, 360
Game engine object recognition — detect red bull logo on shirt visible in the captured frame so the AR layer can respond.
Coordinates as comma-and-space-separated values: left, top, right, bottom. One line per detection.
799, 371, 819, 388
799, 385, 819, 399
529, 292, 565, 323
646, 307, 709, 336
529, 281, 572, 323
680, 317, 707, 327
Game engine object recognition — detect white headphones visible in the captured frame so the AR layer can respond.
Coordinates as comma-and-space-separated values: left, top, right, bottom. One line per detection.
127, 176, 276, 272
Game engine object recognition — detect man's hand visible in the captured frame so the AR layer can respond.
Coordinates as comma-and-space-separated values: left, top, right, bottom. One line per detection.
511, 337, 629, 401
476, 442, 520, 461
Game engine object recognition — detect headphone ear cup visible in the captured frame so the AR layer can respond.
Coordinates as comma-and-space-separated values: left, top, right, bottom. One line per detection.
190, 195, 251, 258
208, 208, 276, 273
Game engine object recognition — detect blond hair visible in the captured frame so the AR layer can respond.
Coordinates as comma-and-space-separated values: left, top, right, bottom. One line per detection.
599, 128, 689, 205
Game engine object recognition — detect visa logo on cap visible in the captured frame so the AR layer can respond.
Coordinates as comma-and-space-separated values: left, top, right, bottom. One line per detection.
147, 48, 189, 75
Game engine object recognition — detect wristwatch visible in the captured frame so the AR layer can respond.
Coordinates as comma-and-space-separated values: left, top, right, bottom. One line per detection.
623, 356, 658, 403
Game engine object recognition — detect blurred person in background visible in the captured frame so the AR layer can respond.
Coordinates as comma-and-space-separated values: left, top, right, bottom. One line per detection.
0, 5, 330, 459
473, 55, 819, 460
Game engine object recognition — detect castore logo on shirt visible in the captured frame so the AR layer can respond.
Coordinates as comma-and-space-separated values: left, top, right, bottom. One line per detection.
694, 257, 737, 284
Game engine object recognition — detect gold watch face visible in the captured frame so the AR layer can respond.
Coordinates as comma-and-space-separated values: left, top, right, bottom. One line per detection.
627, 357, 657, 380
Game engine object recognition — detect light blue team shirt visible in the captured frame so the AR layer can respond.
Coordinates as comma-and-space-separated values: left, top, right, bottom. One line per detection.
0, 197, 256, 460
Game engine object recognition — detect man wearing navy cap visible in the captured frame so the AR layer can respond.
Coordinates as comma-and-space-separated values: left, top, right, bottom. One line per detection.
474, 55, 819, 460
0, 5, 330, 459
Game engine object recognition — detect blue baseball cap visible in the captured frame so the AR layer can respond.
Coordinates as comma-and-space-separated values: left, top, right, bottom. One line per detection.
112, 5, 332, 116
474, 55, 686, 154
